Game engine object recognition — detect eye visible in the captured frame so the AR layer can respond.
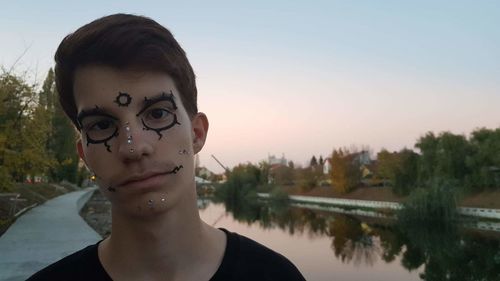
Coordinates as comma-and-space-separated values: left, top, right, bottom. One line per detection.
91, 120, 113, 131
136, 98, 179, 137
149, 108, 171, 120
141, 106, 177, 131
144, 107, 173, 124
81, 117, 118, 142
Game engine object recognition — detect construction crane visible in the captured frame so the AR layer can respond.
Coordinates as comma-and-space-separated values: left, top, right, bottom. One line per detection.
211, 154, 229, 173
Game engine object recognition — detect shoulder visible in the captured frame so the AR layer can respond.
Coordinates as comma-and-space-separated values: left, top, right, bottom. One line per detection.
27, 242, 110, 281
212, 229, 306, 281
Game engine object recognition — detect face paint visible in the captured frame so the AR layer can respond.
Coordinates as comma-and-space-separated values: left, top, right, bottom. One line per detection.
114, 92, 132, 107
77, 106, 119, 153
169, 165, 184, 174
136, 91, 181, 140
86, 131, 118, 152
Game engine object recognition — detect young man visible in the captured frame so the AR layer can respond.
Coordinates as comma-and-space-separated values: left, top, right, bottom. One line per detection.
28, 14, 305, 281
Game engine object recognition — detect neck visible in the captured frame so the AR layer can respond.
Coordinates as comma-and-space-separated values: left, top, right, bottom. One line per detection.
99, 192, 225, 281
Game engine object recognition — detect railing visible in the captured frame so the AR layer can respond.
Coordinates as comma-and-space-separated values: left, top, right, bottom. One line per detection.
459, 207, 500, 220
258, 193, 401, 210
257, 193, 500, 220
290, 201, 390, 218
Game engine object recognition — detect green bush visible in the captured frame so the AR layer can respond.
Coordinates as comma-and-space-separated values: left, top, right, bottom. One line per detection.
268, 187, 290, 206
0, 167, 14, 192
398, 183, 458, 222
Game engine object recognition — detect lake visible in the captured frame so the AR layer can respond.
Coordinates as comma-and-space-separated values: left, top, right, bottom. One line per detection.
198, 198, 500, 281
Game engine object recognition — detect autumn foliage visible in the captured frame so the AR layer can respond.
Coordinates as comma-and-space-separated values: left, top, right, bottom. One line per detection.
330, 148, 362, 194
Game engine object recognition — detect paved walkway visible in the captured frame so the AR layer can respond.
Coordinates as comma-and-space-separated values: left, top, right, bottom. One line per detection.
0, 188, 101, 281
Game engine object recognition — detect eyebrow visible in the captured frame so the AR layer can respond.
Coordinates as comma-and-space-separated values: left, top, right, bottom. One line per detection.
136, 91, 177, 117
76, 106, 117, 128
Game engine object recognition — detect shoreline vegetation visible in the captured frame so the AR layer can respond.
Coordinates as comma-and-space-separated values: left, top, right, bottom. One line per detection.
209, 125, 500, 222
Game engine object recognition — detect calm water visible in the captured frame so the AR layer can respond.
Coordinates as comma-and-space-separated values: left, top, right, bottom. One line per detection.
198, 199, 500, 281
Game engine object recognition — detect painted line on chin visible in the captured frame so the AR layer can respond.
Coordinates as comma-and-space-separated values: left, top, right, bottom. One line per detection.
167, 165, 184, 174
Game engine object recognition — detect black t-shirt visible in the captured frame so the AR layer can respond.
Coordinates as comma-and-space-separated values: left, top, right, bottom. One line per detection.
27, 229, 306, 281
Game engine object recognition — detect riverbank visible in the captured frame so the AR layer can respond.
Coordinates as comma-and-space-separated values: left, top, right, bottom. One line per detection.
280, 185, 500, 209
80, 186, 500, 238
0, 183, 78, 236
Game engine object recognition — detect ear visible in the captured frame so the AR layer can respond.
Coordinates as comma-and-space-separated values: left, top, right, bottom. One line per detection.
191, 112, 209, 154
77, 139, 87, 164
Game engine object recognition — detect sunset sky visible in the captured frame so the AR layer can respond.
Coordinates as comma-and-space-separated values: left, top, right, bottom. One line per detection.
1, 1, 499, 173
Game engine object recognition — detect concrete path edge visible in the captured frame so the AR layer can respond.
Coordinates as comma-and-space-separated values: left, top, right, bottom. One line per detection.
0, 188, 101, 281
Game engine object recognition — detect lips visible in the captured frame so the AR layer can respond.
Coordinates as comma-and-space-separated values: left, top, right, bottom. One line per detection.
115, 165, 184, 189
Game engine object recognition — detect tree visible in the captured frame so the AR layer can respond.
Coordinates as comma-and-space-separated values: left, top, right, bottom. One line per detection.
18, 104, 55, 179
376, 149, 399, 186
298, 167, 318, 192
41, 69, 79, 183
39, 68, 55, 109
258, 161, 270, 185
434, 132, 471, 184
376, 148, 419, 195
273, 165, 295, 186
466, 127, 500, 190
310, 156, 318, 167
0, 72, 46, 184
393, 149, 419, 195
331, 148, 361, 194
415, 132, 439, 187
0, 69, 79, 189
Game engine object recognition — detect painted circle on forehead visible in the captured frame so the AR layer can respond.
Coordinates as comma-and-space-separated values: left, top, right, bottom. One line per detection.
114, 92, 132, 107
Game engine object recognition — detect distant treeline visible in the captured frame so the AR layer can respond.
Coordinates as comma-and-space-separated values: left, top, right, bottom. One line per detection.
217, 127, 500, 197
377, 129, 500, 195
0, 69, 85, 192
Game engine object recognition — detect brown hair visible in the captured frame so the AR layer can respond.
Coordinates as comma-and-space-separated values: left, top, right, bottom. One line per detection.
54, 13, 197, 128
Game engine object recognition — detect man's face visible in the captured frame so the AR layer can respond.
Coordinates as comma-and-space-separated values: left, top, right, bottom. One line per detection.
74, 65, 206, 216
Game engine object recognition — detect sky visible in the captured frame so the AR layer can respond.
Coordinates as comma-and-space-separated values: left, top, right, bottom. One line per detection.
1, 0, 499, 173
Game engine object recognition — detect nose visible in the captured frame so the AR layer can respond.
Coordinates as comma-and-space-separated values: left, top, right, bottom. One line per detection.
117, 121, 153, 161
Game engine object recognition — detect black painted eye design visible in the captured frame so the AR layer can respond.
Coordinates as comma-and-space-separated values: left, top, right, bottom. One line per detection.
79, 114, 119, 152
137, 92, 180, 140
144, 107, 175, 126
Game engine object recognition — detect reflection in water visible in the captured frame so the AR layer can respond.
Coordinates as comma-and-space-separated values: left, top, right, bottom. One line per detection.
201, 195, 500, 281
329, 216, 382, 267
